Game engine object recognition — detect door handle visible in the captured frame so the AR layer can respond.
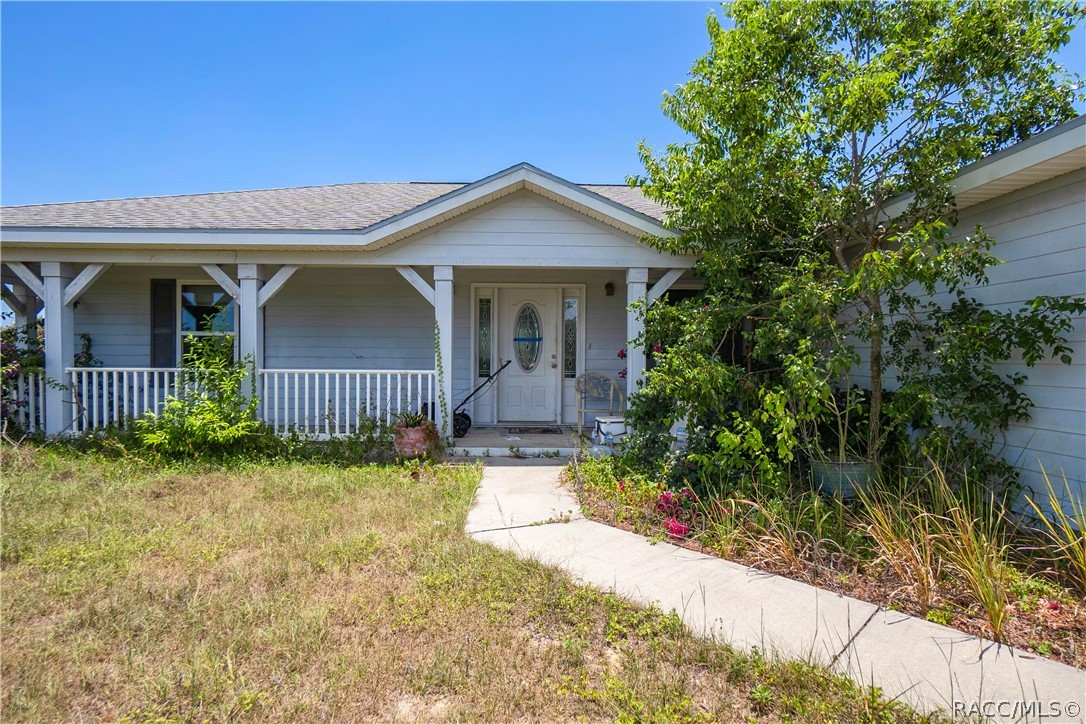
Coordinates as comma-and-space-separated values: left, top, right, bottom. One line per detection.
550, 362, 557, 368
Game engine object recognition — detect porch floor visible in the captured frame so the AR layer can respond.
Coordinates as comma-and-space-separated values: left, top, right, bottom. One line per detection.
448, 426, 582, 458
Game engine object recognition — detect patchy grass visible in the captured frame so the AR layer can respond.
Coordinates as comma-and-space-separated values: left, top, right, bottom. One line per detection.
2, 445, 931, 722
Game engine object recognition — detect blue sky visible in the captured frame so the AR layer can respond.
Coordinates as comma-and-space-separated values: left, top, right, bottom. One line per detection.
1, 2, 718, 205
2, 2, 1084, 207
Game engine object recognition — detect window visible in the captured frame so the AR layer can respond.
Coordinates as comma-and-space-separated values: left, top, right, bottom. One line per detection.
513, 303, 542, 372
563, 297, 578, 378
179, 283, 235, 361
477, 297, 492, 377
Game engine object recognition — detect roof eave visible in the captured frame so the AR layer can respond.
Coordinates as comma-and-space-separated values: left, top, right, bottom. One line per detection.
0, 163, 676, 249
881, 114, 1086, 219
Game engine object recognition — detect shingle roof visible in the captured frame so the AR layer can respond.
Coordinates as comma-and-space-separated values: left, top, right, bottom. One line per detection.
0, 180, 669, 231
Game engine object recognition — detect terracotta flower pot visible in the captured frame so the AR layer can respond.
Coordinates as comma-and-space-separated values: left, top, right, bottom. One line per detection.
394, 423, 432, 459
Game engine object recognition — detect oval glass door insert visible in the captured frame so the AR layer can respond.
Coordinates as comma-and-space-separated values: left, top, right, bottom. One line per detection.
514, 303, 543, 372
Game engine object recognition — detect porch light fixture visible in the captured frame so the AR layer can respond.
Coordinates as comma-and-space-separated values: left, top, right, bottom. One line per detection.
605, 282, 615, 296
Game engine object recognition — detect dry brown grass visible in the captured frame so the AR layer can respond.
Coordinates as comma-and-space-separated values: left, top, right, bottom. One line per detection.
2, 446, 930, 722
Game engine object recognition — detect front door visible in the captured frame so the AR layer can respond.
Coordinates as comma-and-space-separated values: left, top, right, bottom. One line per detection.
498, 288, 560, 422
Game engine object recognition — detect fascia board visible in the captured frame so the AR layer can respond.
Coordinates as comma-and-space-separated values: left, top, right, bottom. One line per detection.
953, 120, 1086, 199
881, 116, 1086, 219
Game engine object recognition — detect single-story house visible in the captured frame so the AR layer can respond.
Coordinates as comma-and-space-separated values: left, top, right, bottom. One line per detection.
0, 163, 697, 440
2, 117, 1083, 504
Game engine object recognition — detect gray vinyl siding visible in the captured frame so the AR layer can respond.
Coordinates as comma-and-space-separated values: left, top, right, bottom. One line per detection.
263, 267, 435, 371
848, 169, 1085, 510
953, 170, 1085, 509
372, 190, 684, 269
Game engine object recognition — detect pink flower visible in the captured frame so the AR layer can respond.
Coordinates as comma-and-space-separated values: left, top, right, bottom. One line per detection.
652, 343, 662, 353
617, 367, 627, 380
656, 490, 681, 515
617, 348, 627, 360
664, 517, 690, 539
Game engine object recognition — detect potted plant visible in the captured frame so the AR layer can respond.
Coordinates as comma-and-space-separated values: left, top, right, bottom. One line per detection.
806, 385, 875, 498
393, 410, 440, 460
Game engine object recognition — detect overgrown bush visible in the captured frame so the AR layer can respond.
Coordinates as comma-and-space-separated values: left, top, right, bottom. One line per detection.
134, 334, 266, 458
631, 0, 1086, 496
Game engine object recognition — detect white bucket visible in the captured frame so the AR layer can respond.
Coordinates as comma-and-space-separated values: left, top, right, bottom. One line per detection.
594, 416, 627, 445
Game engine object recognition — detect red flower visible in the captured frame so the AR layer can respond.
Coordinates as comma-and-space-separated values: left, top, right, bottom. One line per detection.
617, 348, 627, 360
664, 517, 690, 539
1046, 600, 1061, 611
618, 481, 626, 492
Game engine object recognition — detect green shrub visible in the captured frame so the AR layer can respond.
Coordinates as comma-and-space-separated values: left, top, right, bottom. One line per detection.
134, 334, 266, 458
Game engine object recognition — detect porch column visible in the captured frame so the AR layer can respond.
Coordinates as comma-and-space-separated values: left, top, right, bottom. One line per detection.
237, 264, 265, 369
42, 262, 75, 435
434, 265, 454, 437
237, 264, 265, 413
626, 267, 648, 403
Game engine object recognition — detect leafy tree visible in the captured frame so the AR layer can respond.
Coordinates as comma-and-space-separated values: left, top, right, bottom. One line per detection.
634, 0, 1085, 484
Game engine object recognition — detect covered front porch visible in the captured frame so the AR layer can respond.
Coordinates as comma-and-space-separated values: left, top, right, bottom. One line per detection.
2, 164, 698, 438
2, 262, 691, 438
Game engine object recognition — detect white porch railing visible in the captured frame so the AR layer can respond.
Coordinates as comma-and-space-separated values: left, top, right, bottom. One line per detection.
260, 369, 436, 435
3, 373, 47, 433
64, 367, 436, 436
69, 367, 182, 433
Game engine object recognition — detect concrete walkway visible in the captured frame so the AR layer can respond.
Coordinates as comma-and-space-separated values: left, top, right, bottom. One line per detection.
465, 460, 1086, 722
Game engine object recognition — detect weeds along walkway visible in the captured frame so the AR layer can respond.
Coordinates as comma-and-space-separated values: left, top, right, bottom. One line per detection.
465, 459, 1086, 723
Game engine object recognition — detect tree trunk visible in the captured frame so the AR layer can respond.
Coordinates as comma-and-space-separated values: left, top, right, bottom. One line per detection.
864, 292, 884, 472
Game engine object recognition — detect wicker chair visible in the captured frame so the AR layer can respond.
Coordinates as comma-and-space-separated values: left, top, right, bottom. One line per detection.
575, 371, 625, 437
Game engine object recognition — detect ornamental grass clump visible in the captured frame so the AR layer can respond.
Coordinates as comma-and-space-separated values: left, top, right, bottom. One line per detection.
699, 497, 745, 558
853, 482, 941, 612
929, 469, 1014, 643
1025, 469, 1086, 597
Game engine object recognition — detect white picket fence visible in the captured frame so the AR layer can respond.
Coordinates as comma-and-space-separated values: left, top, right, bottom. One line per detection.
260, 369, 436, 435
63, 366, 435, 436
3, 373, 47, 433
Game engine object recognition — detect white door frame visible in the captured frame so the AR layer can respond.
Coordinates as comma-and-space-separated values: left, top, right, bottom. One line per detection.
470, 282, 585, 425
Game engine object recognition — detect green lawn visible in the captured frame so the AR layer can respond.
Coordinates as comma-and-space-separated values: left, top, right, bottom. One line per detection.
1, 445, 932, 722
